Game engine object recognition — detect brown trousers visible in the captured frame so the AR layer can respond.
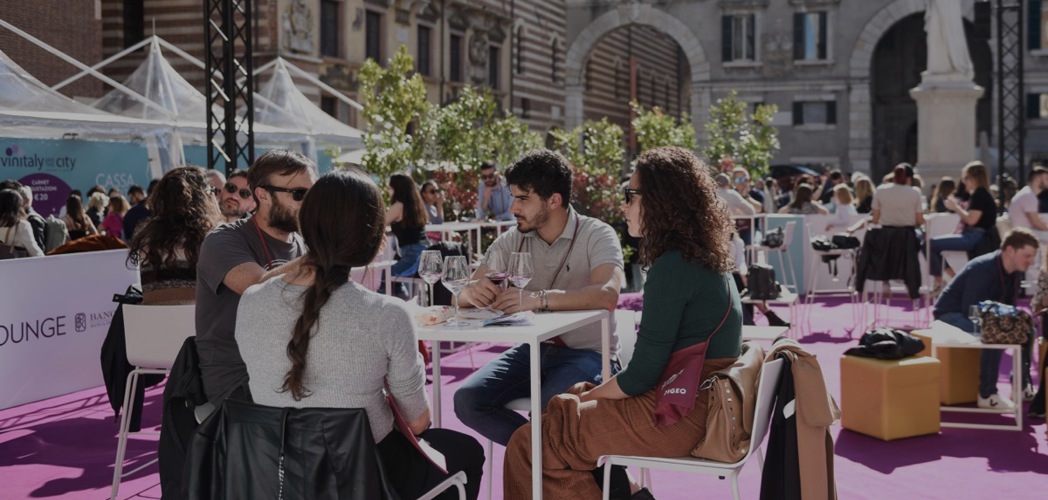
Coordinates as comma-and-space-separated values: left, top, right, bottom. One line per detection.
503, 357, 736, 500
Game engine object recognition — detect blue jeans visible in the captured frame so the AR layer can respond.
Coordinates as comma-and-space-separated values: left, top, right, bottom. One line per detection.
393, 242, 427, 277
938, 312, 1004, 398
929, 227, 984, 277
453, 343, 615, 446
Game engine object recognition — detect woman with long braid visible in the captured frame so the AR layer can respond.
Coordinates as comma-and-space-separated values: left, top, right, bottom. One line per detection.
235, 170, 484, 499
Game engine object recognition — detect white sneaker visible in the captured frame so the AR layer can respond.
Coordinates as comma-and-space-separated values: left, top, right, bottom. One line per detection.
977, 393, 1015, 410
1023, 384, 1036, 402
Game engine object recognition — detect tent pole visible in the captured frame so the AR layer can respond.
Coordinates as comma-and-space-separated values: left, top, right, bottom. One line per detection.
51, 36, 152, 91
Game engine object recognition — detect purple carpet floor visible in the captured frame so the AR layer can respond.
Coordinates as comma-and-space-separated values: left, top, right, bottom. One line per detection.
1, 297, 1046, 499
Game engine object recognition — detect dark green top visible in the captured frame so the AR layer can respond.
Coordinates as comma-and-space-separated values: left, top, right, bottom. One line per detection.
617, 250, 743, 397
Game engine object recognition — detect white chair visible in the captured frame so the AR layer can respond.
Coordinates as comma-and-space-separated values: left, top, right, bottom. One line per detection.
484, 309, 638, 499
803, 223, 860, 334
111, 304, 196, 500
600, 358, 785, 500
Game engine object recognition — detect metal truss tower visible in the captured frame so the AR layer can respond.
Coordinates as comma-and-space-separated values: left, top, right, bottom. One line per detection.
995, 0, 1024, 185
204, 0, 254, 175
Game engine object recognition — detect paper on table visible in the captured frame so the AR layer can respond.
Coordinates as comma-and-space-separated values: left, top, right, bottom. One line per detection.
385, 389, 448, 474
482, 311, 535, 327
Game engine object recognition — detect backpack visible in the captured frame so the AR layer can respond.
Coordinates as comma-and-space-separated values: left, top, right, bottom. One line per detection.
761, 227, 784, 248
747, 264, 779, 300
43, 215, 68, 252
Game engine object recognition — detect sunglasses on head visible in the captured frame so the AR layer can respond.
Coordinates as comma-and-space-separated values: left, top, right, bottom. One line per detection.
624, 187, 643, 204
262, 185, 309, 202
224, 183, 252, 199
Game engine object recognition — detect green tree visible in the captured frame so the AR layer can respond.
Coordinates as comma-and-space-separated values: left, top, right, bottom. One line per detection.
356, 45, 431, 183
550, 118, 626, 224
703, 90, 780, 178
630, 101, 696, 153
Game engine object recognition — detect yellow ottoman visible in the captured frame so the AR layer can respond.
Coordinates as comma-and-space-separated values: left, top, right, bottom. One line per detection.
912, 329, 981, 405
841, 355, 941, 441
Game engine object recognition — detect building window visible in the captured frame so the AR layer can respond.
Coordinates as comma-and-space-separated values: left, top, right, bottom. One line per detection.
321, 96, 337, 118
794, 11, 828, 61
721, 14, 756, 63
1027, 93, 1048, 119
521, 98, 530, 119
489, 45, 500, 90
417, 25, 432, 76
1030, 0, 1046, 50
123, 0, 144, 49
515, 26, 525, 75
551, 40, 559, 83
450, 34, 463, 82
320, 0, 340, 58
365, 11, 382, 63
793, 100, 837, 126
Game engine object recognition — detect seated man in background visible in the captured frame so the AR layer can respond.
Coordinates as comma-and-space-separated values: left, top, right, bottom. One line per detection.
454, 149, 624, 446
932, 228, 1038, 410
217, 170, 256, 223
1008, 166, 1048, 240
475, 161, 514, 221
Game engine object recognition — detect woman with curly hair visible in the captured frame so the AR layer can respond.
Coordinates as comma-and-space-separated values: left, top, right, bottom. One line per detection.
385, 173, 430, 278
126, 166, 220, 304
503, 146, 743, 499
235, 170, 484, 499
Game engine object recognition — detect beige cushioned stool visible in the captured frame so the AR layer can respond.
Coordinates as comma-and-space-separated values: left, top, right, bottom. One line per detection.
841, 355, 941, 441
912, 327, 981, 405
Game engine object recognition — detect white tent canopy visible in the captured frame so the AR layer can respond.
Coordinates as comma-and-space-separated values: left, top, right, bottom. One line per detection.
254, 57, 363, 149
0, 47, 169, 142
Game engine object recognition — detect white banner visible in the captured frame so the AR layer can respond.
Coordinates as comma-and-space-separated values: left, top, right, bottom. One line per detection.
0, 249, 138, 409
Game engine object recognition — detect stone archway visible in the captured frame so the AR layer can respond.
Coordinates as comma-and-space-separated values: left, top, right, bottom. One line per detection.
847, 0, 978, 174
563, 3, 710, 134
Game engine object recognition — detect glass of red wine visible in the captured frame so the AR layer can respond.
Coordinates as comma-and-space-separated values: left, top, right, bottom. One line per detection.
484, 251, 508, 291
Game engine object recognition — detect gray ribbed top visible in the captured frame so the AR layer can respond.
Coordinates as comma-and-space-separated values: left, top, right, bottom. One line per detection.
235, 276, 429, 442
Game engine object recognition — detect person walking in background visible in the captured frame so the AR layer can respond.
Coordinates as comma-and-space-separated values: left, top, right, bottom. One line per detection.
61, 194, 98, 241
386, 173, 430, 280
236, 170, 484, 499
503, 146, 742, 499
127, 167, 221, 305
86, 191, 107, 228
100, 194, 130, 241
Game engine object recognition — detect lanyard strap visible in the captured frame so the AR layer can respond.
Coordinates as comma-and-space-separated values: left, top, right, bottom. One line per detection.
252, 217, 274, 269
517, 215, 581, 290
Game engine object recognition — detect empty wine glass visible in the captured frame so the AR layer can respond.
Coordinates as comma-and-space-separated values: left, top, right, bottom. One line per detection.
451, 201, 463, 221
509, 252, 534, 312
441, 255, 470, 327
484, 252, 508, 291
968, 304, 982, 338
418, 250, 444, 306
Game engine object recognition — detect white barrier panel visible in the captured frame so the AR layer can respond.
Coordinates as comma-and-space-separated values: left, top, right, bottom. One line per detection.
0, 249, 138, 409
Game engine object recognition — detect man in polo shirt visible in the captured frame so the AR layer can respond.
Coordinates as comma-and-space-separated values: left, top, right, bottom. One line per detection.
454, 149, 625, 446
1008, 166, 1048, 240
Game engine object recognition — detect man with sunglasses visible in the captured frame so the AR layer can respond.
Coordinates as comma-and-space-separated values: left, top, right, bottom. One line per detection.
475, 161, 514, 221
218, 170, 257, 223
195, 149, 317, 405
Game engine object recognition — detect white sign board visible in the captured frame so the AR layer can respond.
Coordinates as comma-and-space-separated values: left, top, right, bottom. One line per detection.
0, 249, 138, 409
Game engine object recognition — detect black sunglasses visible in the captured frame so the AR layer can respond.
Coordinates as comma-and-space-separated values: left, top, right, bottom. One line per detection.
624, 187, 643, 204
261, 185, 309, 202
224, 183, 252, 199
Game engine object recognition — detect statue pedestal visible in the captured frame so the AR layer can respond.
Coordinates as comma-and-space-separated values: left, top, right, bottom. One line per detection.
909, 79, 984, 185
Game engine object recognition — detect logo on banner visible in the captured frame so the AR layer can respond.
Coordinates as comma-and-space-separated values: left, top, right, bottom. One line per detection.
75, 313, 87, 333
1, 144, 77, 172
87, 310, 115, 329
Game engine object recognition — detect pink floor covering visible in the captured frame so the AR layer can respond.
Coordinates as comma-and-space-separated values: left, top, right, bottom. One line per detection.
1, 298, 1046, 500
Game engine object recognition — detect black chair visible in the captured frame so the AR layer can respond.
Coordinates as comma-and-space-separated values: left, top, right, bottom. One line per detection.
184, 399, 466, 500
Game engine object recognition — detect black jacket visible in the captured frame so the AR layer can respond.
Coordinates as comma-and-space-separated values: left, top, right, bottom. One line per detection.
158, 337, 209, 500
184, 400, 398, 500
855, 227, 922, 299
99, 286, 163, 432
843, 328, 926, 360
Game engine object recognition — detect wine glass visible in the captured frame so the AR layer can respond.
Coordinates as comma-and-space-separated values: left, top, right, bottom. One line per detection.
451, 201, 463, 221
484, 252, 508, 291
418, 250, 444, 306
441, 255, 470, 327
509, 252, 534, 312
968, 304, 982, 338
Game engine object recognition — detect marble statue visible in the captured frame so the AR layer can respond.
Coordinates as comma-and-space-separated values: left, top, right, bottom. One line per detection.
924, 0, 973, 79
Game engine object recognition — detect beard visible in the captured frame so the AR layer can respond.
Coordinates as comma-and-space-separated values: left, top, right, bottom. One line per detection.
515, 205, 549, 234
220, 198, 245, 218
268, 197, 299, 233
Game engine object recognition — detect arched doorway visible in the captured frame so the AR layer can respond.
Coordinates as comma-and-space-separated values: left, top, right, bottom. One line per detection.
869, 13, 992, 181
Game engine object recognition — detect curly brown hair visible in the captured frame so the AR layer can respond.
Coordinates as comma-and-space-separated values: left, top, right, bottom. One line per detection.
633, 147, 733, 273
126, 167, 219, 275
